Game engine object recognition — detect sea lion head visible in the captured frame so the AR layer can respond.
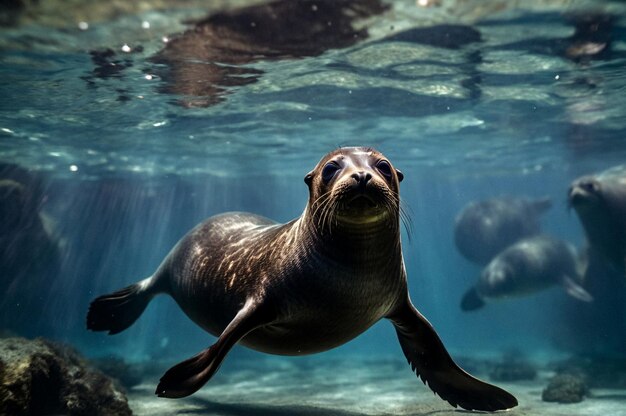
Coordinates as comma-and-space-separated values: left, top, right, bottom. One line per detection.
304, 147, 403, 228
568, 176, 605, 217
478, 257, 517, 298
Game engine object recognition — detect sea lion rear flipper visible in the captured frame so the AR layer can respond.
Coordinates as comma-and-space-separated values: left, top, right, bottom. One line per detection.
156, 297, 272, 398
87, 278, 154, 335
559, 275, 593, 302
387, 299, 518, 411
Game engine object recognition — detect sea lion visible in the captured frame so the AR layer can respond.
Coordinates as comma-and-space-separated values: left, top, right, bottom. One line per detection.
87, 147, 517, 411
461, 235, 592, 311
454, 196, 553, 265
568, 166, 626, 277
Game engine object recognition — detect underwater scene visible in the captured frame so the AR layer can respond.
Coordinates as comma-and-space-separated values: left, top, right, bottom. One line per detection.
2, 0, 626, 414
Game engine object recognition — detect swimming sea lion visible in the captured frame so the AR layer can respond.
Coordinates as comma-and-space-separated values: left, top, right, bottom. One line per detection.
87, 147, 517, 411
461, 235, 592, 311
568, 166, 626, 277
454, 196, 553, 265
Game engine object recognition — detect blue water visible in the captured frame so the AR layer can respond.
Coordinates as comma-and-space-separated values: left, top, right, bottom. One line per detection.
2, 0, 626, 414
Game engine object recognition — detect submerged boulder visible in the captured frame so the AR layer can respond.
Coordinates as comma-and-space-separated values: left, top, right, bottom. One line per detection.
0, 337, 131, 416
542, 373, 588, 403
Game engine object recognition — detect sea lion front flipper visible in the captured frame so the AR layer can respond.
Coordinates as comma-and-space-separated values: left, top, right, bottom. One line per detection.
387, 299, 518, 411
156, 297, 272, 398
559, 275, 593, 302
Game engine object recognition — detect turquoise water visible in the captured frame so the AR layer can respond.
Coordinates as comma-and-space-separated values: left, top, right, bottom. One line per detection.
2, 1, 626, 414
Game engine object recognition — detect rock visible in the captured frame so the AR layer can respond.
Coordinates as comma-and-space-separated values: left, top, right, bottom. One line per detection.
0, 337, 132, 416
542, 373, 588, 403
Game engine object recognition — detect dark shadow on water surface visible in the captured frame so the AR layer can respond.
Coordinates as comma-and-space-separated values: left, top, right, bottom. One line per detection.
149, 0, 389, 108
79, 0, 389, 107
485, 11, 626, 64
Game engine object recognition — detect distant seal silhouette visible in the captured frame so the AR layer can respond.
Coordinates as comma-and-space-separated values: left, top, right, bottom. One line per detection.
87, 147, 517, 411
0, 177, 61, 336
454, 196, 552, 265
461, 235, 592, 311
568, 166, 626, 277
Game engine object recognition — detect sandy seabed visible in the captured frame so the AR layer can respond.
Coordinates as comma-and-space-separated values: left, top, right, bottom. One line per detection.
126, 355, 626, 416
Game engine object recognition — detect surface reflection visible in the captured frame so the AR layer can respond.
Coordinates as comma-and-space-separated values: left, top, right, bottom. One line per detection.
150, 0, 389, 107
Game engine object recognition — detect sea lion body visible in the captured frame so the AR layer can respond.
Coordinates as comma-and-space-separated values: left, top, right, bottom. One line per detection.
88, 147, 516, 411
568, 165, 626, 276
454, 196, 552, 265
163, 211, 403, 355
461, 235, 591, 311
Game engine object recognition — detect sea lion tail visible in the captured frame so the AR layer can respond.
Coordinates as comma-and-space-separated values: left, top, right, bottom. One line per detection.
460, 288, 485, 311
87, 278, 154, 335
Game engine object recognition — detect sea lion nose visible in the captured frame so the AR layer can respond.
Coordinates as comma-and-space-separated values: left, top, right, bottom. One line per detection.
351, 171, 372, 191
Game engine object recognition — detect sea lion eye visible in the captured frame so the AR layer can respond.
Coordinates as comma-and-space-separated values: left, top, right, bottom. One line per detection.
322, 162, 341, 183
376, 160, 393, 179
582, 180, 599, 193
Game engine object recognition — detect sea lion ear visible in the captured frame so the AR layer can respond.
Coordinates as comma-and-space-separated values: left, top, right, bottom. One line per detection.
304, 172, 314, 186
396, 169, 404, 182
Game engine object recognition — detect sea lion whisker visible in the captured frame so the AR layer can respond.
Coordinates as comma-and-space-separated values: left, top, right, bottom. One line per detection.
371, 189, 409, 239
311, 189, 333, 209
310, 191, 332, 218
318, 200, 329, 232
315, 192, 335, 233
399, 200, 414, 242
314, 193, 330, 231
311, 192, 335, 231
315, 191, 334, 215
322, 196, 338, 235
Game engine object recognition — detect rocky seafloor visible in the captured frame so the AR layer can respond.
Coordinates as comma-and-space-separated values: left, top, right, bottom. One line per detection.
0, 337, 131, 415
2, 337, 625, 415
125, 354, 626, 416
